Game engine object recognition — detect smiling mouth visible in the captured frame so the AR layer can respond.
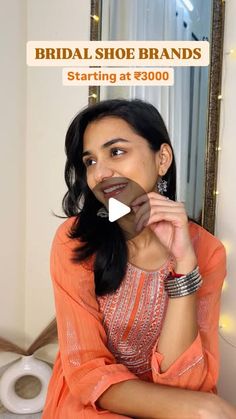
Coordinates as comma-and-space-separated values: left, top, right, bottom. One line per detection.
103, 183, 128, 198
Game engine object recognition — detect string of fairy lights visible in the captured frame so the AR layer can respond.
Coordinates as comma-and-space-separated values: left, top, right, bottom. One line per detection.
90, 9, 236, 349
89, 14, 100, 101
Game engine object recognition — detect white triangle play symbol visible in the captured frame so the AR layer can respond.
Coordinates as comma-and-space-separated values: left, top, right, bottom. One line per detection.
108, 198, 131, 222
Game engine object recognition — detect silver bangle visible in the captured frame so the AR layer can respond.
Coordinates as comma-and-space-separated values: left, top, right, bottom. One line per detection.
166, 279, 203, 298
166, 278, 202, 294
164, 266, 202, 298
166, 271, 200, 289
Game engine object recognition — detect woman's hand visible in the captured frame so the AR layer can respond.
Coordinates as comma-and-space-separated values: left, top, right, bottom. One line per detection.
131, 192, 196, 268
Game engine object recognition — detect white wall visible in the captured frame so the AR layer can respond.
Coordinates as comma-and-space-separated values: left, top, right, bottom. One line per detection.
0, 0, 90, 367
216, 1, 236, 406
0, 0, 27, 366
25, 0, 90, 358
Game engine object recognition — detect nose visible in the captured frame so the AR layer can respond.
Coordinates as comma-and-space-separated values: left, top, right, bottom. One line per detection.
93, 161, 114, 184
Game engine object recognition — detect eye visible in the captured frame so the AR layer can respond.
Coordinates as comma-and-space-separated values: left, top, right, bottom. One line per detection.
83, 148, 125, 168
83, 157, 96, 167
111, 147, 125, 157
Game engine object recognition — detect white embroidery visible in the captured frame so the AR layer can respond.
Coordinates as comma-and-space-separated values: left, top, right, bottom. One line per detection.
178, 355, 204, 376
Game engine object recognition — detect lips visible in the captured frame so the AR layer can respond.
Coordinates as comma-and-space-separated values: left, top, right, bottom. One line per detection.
102, 182, 128, 198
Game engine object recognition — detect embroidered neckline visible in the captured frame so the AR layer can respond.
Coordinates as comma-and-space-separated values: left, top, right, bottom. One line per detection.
127, 254, 174, 275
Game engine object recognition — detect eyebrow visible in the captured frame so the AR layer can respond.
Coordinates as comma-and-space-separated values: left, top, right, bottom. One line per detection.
82, 138, 130, 158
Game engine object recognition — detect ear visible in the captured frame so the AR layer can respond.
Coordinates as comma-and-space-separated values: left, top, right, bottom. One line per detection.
156, 143, 173, 176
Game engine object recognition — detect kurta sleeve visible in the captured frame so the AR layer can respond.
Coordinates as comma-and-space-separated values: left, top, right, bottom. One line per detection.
50, 220, 139, 414
150, 224, 226, 393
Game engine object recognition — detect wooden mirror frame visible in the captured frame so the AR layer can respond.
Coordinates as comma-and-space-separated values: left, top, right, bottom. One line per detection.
89, 0, 225, 234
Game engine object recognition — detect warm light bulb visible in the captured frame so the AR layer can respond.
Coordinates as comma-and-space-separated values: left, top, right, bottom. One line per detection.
226, 49, 236, 56
91, 14, 100, 22
219, 314, 235, 332
230, 49, 236, 58
222, 280, 228, 292
89, 93, 97, 99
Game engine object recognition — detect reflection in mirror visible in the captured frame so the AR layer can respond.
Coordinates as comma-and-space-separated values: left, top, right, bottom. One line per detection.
100, 0, 213, 223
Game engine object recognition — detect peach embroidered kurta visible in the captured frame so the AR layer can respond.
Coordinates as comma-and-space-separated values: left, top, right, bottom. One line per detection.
42, 217, 226, 419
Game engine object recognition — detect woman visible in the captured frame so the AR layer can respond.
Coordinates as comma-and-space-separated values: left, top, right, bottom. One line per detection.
42, 99, 236, 418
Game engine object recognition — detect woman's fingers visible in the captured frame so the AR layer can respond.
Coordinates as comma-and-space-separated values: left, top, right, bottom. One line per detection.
133, 201, 186, 230
131, 192, 184, 208
131, 192, 169, 206
131, 191, 168, 206
130, 192, 187, 232
135, 209, 187, 232
131, 196, 184, 219
135, 205, 184, 229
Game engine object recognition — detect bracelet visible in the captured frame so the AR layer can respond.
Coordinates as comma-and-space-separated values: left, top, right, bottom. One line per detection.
164, 266, 202, 298
166, 278, 203, 298
165, 268, 200, 288
166, 278, 202, 294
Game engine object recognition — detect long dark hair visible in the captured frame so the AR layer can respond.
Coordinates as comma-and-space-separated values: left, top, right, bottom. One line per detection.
62, 99, 177, 296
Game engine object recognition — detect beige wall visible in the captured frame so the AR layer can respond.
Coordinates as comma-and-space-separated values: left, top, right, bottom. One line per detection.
0, 0, 90, 367
216, 1, 236, 406
0, 0, 27, 366
25, 0, 90, 357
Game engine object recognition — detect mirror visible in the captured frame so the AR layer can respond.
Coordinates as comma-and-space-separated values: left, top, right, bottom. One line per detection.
89, 0, 225, 234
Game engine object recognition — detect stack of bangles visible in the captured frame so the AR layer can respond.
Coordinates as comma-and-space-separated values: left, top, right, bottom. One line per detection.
164, 266, 203, 298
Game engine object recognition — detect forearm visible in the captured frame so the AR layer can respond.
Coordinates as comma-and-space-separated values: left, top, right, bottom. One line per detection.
157, 255, 198, 372
97, 379, 203, 418
157, 293, 198, 372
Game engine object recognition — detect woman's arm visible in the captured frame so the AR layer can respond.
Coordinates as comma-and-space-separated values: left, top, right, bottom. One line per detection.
131, 194, 204, 373
97, 378, 203, 418
157, 254, 198, 372
157, 292, 198, 372
97, 378, 236, 419
149, 226, 228, 393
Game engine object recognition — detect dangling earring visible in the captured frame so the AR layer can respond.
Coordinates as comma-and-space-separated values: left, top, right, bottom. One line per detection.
97, 206, 109, 218
157, 178, 168, 195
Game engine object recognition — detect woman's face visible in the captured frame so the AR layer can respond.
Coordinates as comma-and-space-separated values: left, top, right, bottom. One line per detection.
82, 116, 172, 207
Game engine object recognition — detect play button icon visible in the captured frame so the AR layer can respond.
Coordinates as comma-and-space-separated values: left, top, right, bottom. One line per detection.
108, 198, 131, 222
92, 176, 151, 240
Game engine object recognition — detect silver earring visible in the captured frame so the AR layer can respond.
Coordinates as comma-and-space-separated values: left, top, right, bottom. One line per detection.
157, 178, 168, 194
97, 206, 109, 218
